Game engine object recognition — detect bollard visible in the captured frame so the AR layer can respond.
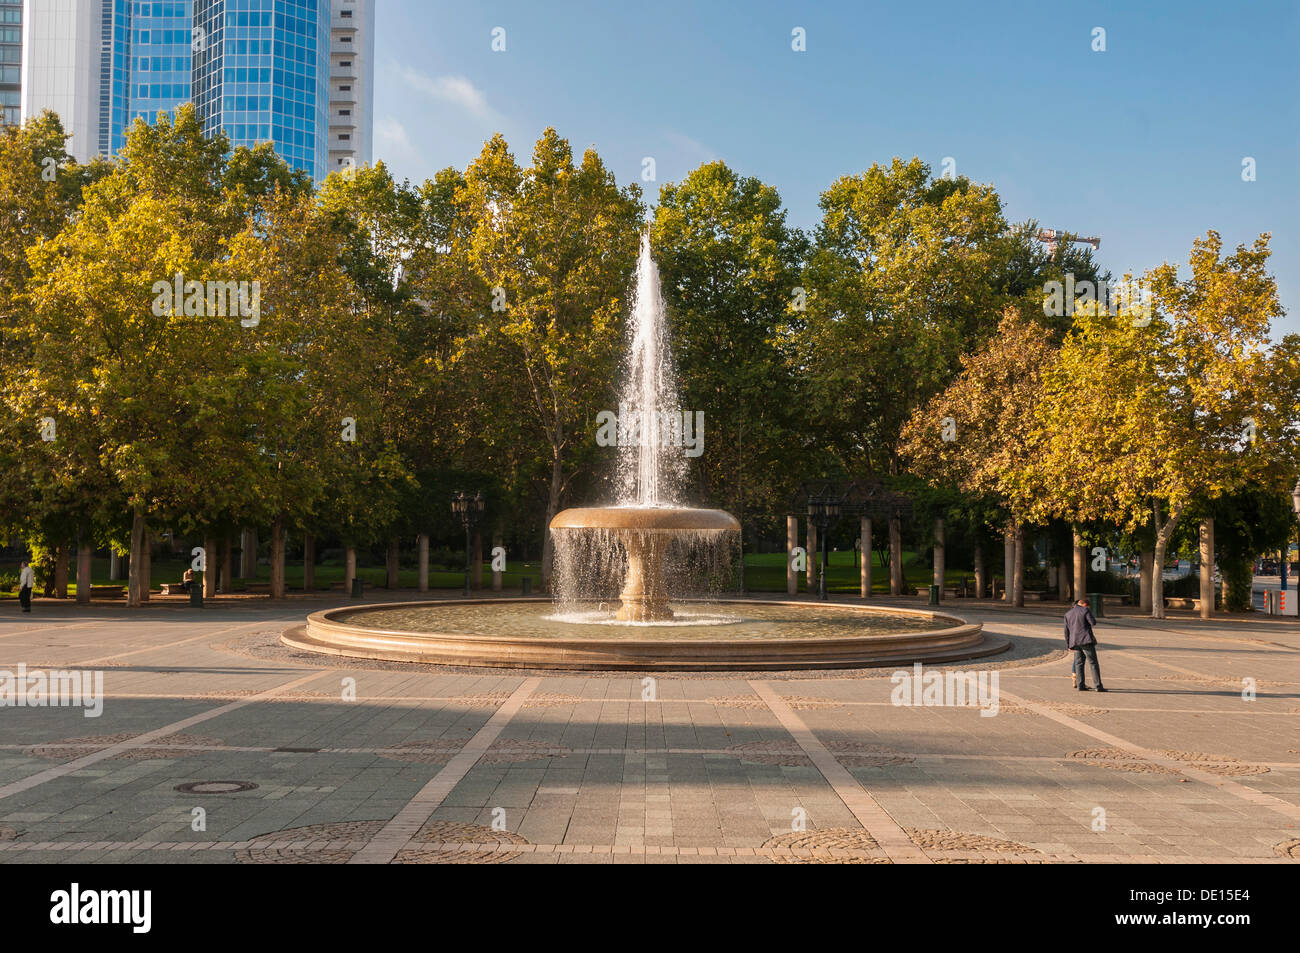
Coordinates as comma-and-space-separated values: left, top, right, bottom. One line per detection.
351, 577, 363, 599
928, 584, 940, 606
1089, 591, 1104, 618
190, 586, 202, 607
521, 576, 532, 596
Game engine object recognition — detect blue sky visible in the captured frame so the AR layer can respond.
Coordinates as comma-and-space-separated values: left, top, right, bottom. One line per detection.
372, 0, 1299, 336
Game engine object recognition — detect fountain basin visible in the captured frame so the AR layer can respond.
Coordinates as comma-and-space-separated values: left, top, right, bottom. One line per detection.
283, 598, 1005, 671
550, 506, 739, 622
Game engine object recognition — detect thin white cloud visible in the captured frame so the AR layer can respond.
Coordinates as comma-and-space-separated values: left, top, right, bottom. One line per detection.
375, 116, 412, 152
663, 131, 718, 164
397, 66, 503, 124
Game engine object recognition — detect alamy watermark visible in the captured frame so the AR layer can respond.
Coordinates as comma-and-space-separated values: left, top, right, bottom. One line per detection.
595, 403, 704, 458
890, 663, 999, 717
1042, 273, 1153, 326
0, 664, 103, 717
151, 272, 261, 327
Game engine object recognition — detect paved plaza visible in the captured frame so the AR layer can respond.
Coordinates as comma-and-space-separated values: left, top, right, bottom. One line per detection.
1, 593, 1297, 865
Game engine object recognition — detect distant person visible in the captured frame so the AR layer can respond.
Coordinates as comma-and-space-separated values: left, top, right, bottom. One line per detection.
179, 567, 195, 594
18, 559, 35, 612
1064, 597, 1106, 691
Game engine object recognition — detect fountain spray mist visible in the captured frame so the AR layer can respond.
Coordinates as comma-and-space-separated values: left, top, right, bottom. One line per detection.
616, 231, 688, 507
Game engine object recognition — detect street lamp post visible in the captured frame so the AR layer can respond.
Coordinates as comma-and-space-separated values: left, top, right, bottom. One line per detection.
807, 492, 842, 601
451, 490, 485, 598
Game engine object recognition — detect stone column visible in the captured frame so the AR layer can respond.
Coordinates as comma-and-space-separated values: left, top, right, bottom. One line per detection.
270, 517, 286, 599
860, 516, 872, 598
54, 542, 68, 598
1003, 524, 1014, 603
386, 536, 400, 589
889, 517, 903, 595
140, 529, 151, 603
787, 516, 798, 595
76, 541, 92, 604
973, 543, 986, 600
240, 528, 257, 579
1072, 527, 1087, 600
418, 534, 430, 592
806, 521, 818, 593
220, 537, 233, 594
109, 550, 122, 581
492, 531, 503, 592
204, 535, 218, 598
932, 517, 945, 600
1199, 519, 1214, 619
1058, 558, 1071, 602
345, 546, 356, 594
302, 533, 316, 592
472, 530, 483, 591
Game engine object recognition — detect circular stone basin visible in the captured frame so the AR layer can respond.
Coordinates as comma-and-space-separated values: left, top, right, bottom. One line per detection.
285, 599, 1003, 671
550, 505, 740, 533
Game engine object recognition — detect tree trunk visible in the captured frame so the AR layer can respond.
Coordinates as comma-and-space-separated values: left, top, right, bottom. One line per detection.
1003, 523, 1014, 603
203, 535, 218, 598
54, 542, 68, 598
973, 543, 985, 599
1058, 559, 1071, 602
220, 537, 233, 594
860, 517, 872, 598
345, 546, 357, 594
932, 517, 945, 600
472, 530, 483, 591
386, 536, 400, 589
127, 511, 146, 607
541, 450, 563, 592
109, 550, 122, 581
270, 516, 286, 599
1072, 527, 1087, 601
1012, 522, 1025, 608
76, 540, 92, 604
1150, 501, 1183, 620
889, 518, 903, 595
140, 528, 151, 603
417, 533, 429, 592
302, 532, 315, 592
1198, 519, 1214, 619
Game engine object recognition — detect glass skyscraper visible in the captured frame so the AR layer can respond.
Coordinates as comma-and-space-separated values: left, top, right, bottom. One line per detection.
0, 0, 21, 126
22, 0, 352, 183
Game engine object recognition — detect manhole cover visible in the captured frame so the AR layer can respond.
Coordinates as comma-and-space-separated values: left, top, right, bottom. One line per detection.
175, 781, 258, 794
904, 828, 1040, 854
761, 829, 891, 863
1065, 747, 1267, 776
1158, 750, 1269, 776
25, 733, 227, 761
394, 821, 530, 864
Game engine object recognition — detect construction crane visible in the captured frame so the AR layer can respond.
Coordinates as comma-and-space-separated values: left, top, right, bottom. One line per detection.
1035, 227, 1100, 256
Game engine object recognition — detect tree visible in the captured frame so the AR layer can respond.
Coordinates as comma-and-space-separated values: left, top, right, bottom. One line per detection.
451, 130, 644, 587
651, 161, 808, 542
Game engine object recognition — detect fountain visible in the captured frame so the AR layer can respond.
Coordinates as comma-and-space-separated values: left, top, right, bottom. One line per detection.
284, 234, 1003, 670
548, 233, 739, 623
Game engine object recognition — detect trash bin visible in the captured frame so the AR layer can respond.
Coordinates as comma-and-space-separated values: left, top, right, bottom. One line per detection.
350, 577, 364, 599
521, 576, 532, 596
1089, 591, 1104, 618
190, 586, 203, 607
928, 584, 940, 606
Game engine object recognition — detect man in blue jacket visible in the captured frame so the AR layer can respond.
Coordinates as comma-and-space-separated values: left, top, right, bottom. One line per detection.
1064, 598, 1106, 692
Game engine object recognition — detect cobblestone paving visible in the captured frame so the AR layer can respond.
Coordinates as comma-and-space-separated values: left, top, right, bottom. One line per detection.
0, 593, 1297, 864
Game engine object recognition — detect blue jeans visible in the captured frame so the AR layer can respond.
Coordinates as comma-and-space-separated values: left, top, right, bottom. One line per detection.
1072, 643, 1101, 687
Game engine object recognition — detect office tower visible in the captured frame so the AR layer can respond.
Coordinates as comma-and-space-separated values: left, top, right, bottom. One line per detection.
0, 0, 20, 126
327, 0, 371, 175
20, 0, 368, 182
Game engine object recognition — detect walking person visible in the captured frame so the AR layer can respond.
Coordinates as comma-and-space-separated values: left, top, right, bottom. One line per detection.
18, 559, 35, 613
1064, 597, 1106, 691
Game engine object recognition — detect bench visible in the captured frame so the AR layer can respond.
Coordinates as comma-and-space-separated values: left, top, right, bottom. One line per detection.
159, 583, 193, 596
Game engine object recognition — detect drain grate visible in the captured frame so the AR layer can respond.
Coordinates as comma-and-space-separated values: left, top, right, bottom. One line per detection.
175, 781, 259, 794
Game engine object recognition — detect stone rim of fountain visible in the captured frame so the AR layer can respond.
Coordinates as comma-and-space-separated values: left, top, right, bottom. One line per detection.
286, 598, 1002, 671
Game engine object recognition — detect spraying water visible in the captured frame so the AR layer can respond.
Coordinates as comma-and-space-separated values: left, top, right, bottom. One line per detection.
615, 231, 687, 506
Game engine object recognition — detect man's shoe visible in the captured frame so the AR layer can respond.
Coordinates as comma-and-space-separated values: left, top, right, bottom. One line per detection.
1077, 684, 1091, 691
1095, 685, 1108, 692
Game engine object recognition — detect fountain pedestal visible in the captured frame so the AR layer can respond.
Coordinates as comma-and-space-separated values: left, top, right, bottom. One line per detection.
615, 532, 673, 622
